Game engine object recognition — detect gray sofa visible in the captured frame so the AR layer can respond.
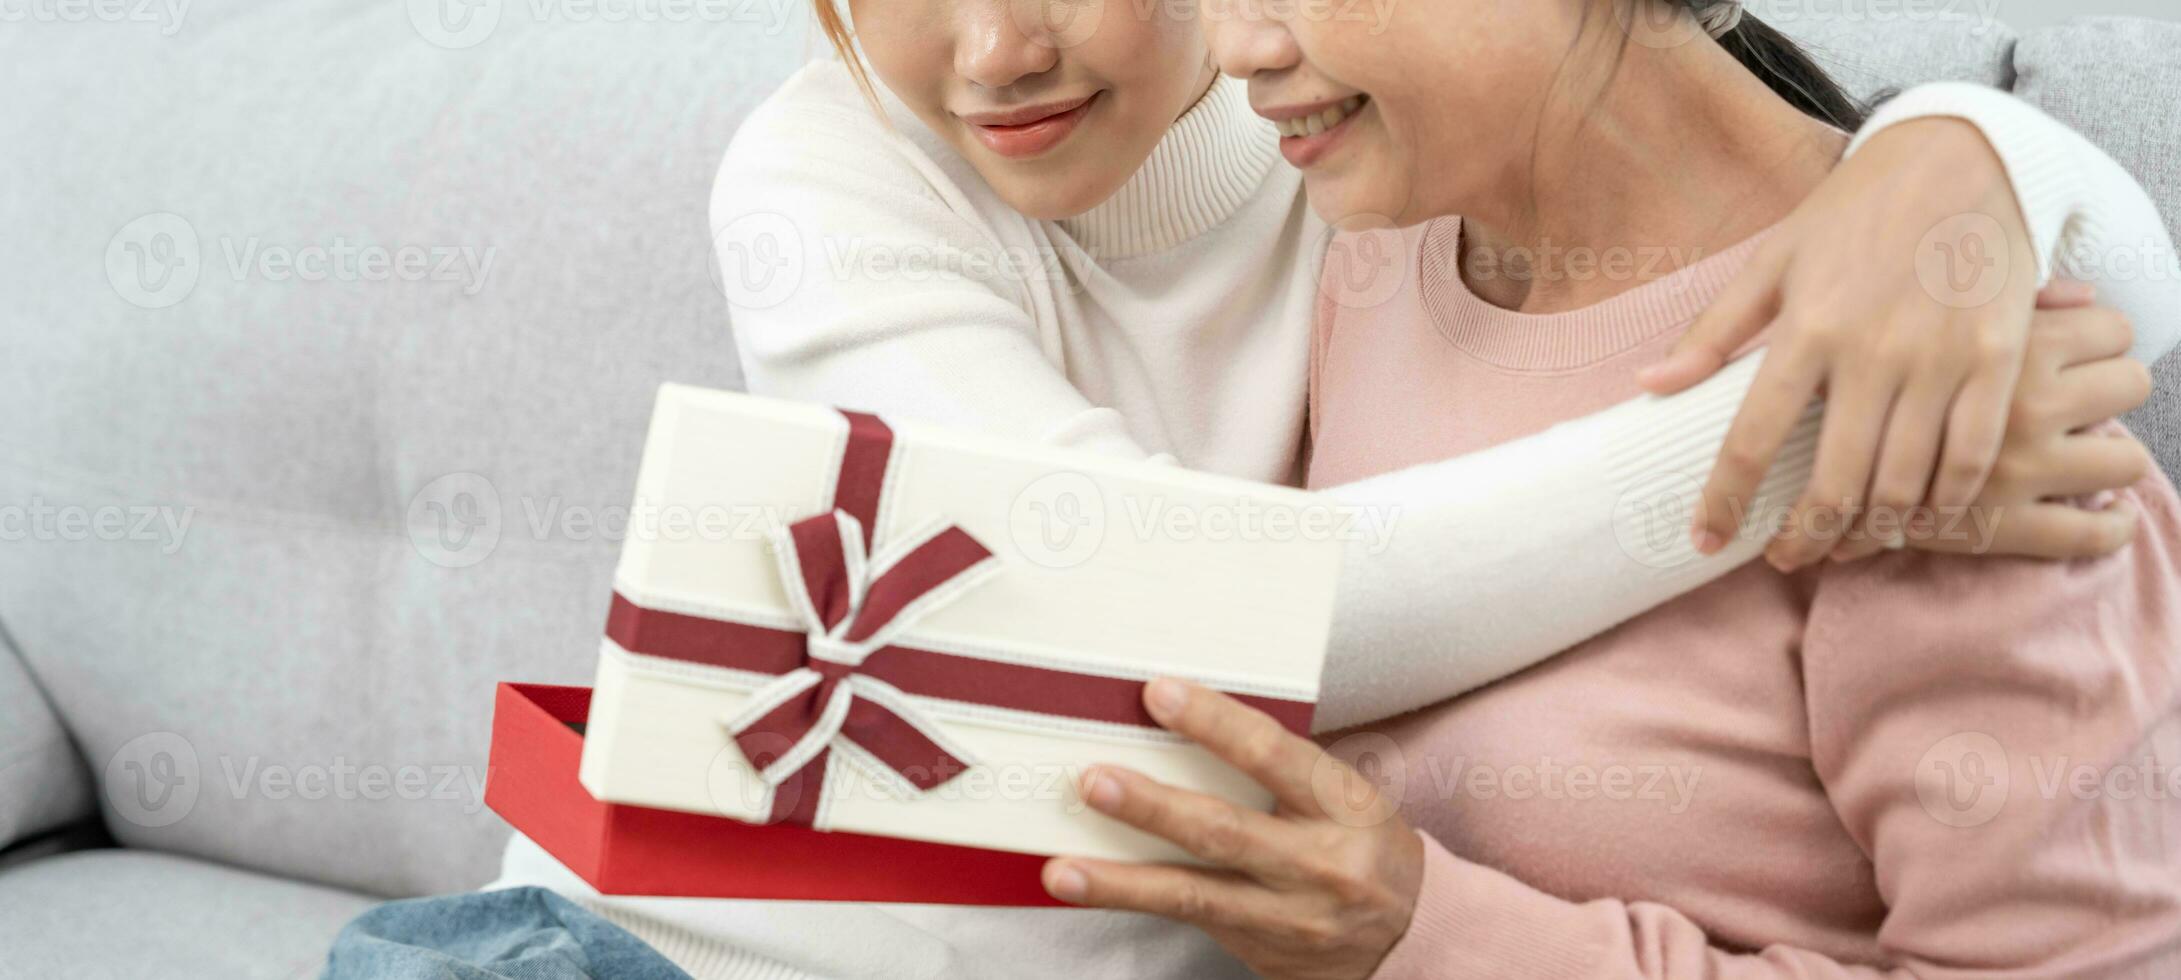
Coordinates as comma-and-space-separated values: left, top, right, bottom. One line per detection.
0, 6, 2174, 978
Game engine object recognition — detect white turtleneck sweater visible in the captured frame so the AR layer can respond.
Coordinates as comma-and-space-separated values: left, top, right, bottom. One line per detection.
489, 59, 2177, 980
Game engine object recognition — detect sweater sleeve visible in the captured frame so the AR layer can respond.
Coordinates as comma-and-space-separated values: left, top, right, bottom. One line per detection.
1848, 81, 2181, 365
1370, 470, 2181, 980
713, 74, 1160, 464
1312, 86, 2181, 730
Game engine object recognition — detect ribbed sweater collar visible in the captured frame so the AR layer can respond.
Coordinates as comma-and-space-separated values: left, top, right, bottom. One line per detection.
1420, 218, 1776, 372
1058, 75, 1282, 261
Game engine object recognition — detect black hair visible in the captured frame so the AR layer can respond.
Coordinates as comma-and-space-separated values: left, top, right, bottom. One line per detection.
1681, 0, 1869, 130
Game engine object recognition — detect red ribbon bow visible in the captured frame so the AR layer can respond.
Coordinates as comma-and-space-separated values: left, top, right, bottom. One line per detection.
604, 409, 1317, 829
719, 509, 998, 807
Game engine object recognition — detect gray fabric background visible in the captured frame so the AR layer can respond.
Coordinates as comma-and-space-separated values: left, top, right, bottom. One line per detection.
0, 626, 90, 850
2010, 19, 2181, 498
0, 1, 801, 897
0, 7, 2174, 978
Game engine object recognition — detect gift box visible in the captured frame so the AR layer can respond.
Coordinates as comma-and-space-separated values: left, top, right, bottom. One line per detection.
485, 682, 1058, 903
577, 385, 1344, 863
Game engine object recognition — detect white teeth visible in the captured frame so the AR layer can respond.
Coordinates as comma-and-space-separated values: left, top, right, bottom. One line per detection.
1275, 96, 1365, 139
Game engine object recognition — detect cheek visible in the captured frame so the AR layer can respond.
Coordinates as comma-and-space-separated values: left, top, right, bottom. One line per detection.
848, 7, 949, 107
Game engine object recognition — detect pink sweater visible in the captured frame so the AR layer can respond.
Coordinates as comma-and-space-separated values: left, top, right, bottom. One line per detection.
1308, 218, 2181, 978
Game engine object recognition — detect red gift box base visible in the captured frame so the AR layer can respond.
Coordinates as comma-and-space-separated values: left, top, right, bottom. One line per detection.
484, 682, 1062, 905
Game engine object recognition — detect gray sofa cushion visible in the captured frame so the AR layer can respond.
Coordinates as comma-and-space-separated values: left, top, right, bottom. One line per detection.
2011, 17, 2181, 481
1761, 5, 2018, 102
0, 625, 91, 851
0, 849, 374, 980
0, 3, 804, 895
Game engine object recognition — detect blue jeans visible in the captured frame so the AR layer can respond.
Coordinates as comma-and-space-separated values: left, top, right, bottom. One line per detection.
321, 886, 693, 980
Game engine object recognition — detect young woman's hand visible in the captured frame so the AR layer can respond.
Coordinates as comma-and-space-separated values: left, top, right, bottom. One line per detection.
1827, 281, 2154, 561
1042, 678, 1422, 980
1638, 118, 2047, 571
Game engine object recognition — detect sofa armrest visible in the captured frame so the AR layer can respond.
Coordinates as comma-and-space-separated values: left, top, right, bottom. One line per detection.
0, 620, 93, 852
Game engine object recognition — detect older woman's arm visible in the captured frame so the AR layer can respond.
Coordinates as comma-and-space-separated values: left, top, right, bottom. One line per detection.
1044, 486, 2181, 978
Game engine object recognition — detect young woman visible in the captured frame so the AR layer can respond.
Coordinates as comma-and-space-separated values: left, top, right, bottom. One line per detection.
713, 3, 2164, 734
485, 6, 2177, 980
1035, 1, 2181, 976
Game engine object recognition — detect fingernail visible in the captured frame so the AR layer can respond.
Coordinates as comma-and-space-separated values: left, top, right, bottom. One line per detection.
1692, 528, 1724, 555
1145, 678, 1188, 718
1045, 863, 1088, 902
1766, 548, 1798, 573
1082, 770, 1123, 810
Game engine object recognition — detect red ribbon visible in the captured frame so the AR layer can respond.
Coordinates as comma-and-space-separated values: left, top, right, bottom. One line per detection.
717, 508, 998, 814
605, 410, 1316, 828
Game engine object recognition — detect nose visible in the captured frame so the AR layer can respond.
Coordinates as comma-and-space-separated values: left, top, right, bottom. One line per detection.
1200, 0, 1301, 79
955, 1, 1064, 91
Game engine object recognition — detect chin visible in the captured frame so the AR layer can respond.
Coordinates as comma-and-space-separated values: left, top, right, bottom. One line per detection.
1304, 166, 1426, 231
992, 167, 1130, 223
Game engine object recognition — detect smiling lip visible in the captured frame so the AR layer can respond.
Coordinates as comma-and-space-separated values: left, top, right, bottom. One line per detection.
962, 94, 1099, 159
1258, 95, 1369, 169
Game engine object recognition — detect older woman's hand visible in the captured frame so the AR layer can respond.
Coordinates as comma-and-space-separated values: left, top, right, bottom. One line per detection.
1042, 678, 1423, 980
